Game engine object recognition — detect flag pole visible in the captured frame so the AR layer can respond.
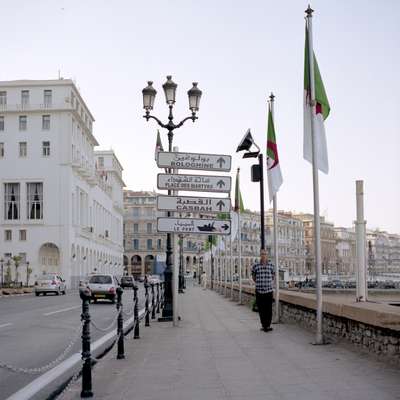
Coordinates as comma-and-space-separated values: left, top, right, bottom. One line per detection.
237, 168, 243, 305
269, 93, 280, 324
230, 224, 234, 299
306, 5, 323, 344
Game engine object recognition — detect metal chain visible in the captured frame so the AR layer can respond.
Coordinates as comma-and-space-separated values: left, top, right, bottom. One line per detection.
90, 310, 119, 332
0, 323, 82, 375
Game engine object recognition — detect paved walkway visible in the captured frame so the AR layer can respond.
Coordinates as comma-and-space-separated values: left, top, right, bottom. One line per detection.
64, 285, 400, 400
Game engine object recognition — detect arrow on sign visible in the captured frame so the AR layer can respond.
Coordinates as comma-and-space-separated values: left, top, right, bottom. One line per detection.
217, 157, 226, 168
216, 200, 225, 211
222, 224, 230, 231
217, 180, 225, 188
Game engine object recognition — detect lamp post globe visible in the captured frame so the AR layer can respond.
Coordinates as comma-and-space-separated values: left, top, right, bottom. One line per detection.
142, 81, 157, 112
187, 82, 202, 112
162, 76, 178, 105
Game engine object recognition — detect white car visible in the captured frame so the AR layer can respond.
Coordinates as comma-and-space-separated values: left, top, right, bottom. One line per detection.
35, 274, 66, 296
86, 274, 119, 303
147, 275, 161, 285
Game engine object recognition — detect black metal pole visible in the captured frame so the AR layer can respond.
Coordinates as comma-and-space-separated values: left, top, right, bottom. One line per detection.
151, 283, 156, 319
1, 262, 3, 288
160, 128, 174, 321
116, 287, 125, 359
80, 288, 93, 398
133, 284, 140, 339
179, 235, 184, 293
210, 236, 214, 290
259, 153, 265, 250
145, 281, 150, 327
156, 282, 160, 314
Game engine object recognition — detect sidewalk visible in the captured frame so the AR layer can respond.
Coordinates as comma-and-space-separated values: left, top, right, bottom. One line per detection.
64, 285, 400, 400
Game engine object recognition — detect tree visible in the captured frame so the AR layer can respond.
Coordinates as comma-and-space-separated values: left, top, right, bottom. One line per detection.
12, 255, 22, 284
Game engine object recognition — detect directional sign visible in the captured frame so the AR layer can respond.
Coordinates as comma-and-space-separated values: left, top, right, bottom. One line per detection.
157, 173, 231, 193
157, 217, 231, 235
157, 151, 231, 172
157, 195, 231, 213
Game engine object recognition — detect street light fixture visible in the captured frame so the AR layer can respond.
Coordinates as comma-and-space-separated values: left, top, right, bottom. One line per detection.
142, 75, 202, 321
236, 130, 266, 250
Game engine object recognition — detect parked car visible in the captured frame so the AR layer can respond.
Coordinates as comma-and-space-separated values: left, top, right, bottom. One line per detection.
148, 274, 161, 284
136, 276, 145, 283
34, 273, 66, 296
87, 274, 119, 303
120, 276, 135, 289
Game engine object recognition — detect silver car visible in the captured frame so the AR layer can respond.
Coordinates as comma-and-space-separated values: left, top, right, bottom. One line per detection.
87, 274, 119, 303
34, 273, 66, 296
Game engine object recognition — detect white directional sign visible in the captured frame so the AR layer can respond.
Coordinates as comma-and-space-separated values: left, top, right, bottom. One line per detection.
157, 151, 231, 172
157, 173, 231, 193
157, 195, 231, 213
157, 217, 231, 235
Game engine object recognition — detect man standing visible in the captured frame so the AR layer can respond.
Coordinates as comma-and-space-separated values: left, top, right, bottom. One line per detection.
251, 249, 275, 332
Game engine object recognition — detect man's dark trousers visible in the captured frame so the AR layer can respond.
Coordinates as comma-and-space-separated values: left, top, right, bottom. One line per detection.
255, 291, 273, 329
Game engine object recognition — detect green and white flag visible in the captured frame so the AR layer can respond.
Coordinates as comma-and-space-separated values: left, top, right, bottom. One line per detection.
267, 105, 283, 203
304, 24, 330, 174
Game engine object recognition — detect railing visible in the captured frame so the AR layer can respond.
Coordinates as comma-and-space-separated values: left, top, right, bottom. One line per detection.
0, 103, 72, 112
2, 281, 165, 400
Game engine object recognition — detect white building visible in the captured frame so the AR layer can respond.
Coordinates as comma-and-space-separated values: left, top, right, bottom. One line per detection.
0, 79, 124, 288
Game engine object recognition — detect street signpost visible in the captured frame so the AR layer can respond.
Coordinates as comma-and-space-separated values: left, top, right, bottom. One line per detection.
157, 173, 231, 193
157, 217, 231, 235
157, 151, 231, 172
157, 195, 231, 213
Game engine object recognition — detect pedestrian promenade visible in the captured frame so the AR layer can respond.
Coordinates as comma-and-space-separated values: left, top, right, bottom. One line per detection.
65, 285, 400, 400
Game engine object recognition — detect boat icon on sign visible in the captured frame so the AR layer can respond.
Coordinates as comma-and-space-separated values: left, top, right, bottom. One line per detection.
197, 222, 216, 232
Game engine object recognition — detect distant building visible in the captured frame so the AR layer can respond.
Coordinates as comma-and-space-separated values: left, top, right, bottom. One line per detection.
265, 211, 306, 277
367, 230, 400, 274
0, 79, 124, 287
334, 227, 356, 276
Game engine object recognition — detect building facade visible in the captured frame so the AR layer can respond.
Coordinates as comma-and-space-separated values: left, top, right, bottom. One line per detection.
334, 227, 356, 276
0, 79, 124, 288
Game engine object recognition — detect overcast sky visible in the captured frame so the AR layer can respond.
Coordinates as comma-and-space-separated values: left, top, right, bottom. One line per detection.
2, 0, 399, 233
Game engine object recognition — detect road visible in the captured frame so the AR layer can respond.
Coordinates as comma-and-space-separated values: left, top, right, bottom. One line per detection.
0, 286, 147, 400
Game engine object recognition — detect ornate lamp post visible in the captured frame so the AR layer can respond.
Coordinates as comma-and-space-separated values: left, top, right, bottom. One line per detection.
142, 76, 202, 321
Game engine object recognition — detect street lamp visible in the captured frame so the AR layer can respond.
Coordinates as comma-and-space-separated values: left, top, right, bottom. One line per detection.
142, 75, 202, 321
236, 130, 266, 250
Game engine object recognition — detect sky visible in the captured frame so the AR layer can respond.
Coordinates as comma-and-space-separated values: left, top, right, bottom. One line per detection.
2, 0, 399, 233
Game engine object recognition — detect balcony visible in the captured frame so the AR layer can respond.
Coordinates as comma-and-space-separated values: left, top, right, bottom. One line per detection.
0, 103, 72, 112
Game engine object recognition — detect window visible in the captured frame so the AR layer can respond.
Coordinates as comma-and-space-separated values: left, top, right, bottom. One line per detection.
0, 91, 6, 106
147, 223, 152, 233
21, 90, 29, 107
157, 239, 162, 250
147, 239, 152, 250
42, 141, 50, 156
19, 116, 27, 130
133, 239, 139, 250
27, 182, 43, 220
132, 208, 139, 217
4, 230, 12, 241
19, 229, 26, 241
4, 183, 20, 220
0, 143, 4, 157
0, 116, 4, 131
98, 157, 104, 167
19, 142, 27, 157
44, 90, 52, 107
133, 223, 139, 233
42, 115, 50, 130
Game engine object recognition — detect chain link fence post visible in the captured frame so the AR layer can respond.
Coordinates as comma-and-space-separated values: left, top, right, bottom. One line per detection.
133, 283, 140, 339
116, 287, 125, 359
80, 288, 93, 398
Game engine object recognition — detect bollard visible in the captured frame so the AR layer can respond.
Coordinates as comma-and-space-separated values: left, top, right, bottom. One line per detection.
160, 282, 164, 309
144, 281, 150, 327
133, 283, 140, 339
151, 283, 156, 319
80, 288, 93, 398
156, 282, 160, 314
116, 287, 125, 359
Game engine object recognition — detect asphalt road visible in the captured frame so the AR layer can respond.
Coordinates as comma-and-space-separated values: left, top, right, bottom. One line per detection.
0, 286, 147, 400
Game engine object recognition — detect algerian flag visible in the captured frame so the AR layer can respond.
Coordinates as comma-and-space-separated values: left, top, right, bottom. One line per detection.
233, 168, 244, 213
304, 25, 330, 174
267, 105, 283, 203
154, 130, 164, 161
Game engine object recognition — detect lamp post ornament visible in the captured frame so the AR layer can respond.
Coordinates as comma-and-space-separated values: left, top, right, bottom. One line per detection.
142, 76, 202, 321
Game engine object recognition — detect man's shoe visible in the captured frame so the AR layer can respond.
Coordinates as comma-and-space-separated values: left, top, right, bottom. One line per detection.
264, 327, 273, 332
260, 327, 265, 331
